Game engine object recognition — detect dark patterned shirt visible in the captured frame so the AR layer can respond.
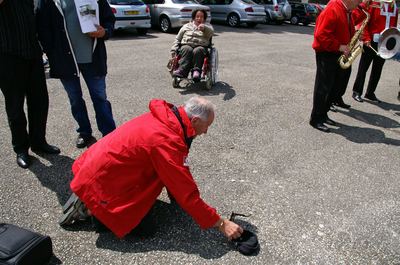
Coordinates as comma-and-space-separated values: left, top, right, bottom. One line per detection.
0, 0, 42, 59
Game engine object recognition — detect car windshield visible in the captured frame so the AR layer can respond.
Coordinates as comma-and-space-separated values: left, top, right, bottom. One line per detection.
110, 0, 144, 5
306, 4, 317, 12
241, 0, 256, 4
171, 0, 199, 3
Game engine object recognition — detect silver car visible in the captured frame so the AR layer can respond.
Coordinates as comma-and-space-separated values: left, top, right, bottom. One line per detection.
253, 0, 291, 24
142, 0, 211, 32
109, 0, 151, 34
199, 0, 265, 28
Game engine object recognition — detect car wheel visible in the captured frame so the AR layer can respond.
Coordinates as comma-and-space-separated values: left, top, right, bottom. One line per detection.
137, 28, 148, 35
247, 22, 257, 28
290, 16, 299, 25
265, 13, 271, 24
227, 13, 240, 27
160, 16, 171, 33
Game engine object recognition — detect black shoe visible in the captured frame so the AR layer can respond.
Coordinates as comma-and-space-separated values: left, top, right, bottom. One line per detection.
76, 135, 97, 149
352, 92, 363, 102
31, 143, 60, 154
364, 93, 381, 103
309, 121, 330, 133
330, 105, 338, 112
324, 117, 337, 126
16, 152, 30, 169
397, 91, 400, 101
333, 99, 351, 109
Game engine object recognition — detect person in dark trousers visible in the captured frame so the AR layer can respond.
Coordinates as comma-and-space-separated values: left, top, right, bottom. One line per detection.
36, 0, 116, 149
0, 0, 60, 169
352, 1, 398, 103
310, 0, 367, 132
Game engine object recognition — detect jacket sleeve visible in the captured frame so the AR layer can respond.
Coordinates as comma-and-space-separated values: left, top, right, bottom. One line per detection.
314, 8, 341, 52
36, 0, 53, 53
150, 142, 220, 229
203, 23, 214, 40
171, 25, 186, 53
99, 0, 116, 40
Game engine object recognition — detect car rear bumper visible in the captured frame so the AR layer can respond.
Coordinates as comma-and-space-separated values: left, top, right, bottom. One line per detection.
242, 13, 266, 23
169, 15, 212, 29
115, 17, 151, 29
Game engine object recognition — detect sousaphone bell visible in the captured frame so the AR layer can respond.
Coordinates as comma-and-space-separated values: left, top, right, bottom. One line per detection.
377, 27, 400, 59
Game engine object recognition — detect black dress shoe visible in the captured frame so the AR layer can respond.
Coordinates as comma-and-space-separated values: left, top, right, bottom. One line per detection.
324, 117, 337, 126
309, 121, 330, 133
76, 135, 97, 149
16, 152, 30, 169
352, 92, 363, 102
364, 93, 381, 103
333, 100, 351, 109
31, 143, 61, 154
397, 91, 400, 101
330, 105, 338, 112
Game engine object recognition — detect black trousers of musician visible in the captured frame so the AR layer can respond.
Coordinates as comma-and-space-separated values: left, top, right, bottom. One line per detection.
352, 42, 385, 96
310, 52, 351, 124
0, 54, 49, 154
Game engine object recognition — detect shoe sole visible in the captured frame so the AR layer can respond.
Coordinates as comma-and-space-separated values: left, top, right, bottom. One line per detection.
62, 193, 79, 213
59, 199, 83, 226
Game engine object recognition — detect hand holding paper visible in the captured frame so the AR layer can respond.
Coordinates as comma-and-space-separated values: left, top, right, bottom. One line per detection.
88, 25, 106, 38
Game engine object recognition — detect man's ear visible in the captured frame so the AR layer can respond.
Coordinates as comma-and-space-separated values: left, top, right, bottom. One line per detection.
191, 116, 200, 124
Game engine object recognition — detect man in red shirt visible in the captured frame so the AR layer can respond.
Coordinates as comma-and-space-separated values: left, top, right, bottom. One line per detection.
59, 96, 243, 241
352, 1, 398, 103
310, 0, 367, 132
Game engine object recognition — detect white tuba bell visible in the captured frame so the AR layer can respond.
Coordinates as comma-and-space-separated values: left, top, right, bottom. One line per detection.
377, 27, 400, 59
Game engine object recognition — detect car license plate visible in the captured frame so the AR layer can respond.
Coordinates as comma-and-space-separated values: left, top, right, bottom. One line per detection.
124, 10, 139, 15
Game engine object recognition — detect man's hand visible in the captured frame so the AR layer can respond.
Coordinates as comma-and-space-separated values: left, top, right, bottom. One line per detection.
88, 25, 106, 39
339, 44, 350, 56
215, 219, 243, 240
364, 41, 371, 47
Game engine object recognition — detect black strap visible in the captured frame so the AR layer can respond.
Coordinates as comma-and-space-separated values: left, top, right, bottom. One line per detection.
171, 106, 193, 149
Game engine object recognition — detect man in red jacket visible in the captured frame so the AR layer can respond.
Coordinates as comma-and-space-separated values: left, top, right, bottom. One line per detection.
310, 0, 367, 132
352, 1, 398, 103
59, 96, 243, 241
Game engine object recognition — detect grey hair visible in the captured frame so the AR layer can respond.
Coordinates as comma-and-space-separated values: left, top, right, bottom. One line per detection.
183, 96, 216, 121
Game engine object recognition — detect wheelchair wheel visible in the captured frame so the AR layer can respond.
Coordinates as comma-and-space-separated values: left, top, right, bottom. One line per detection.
172, 77, 180, 88
204, 48, 218, 90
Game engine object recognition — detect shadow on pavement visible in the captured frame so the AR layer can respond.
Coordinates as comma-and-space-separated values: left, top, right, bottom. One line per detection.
179, 81, 236, 101
371, 100, 400, 112
95, 200, 259, 259
337, 108, 400, 129
331, 124, 400, 146
28, 154, 74, 206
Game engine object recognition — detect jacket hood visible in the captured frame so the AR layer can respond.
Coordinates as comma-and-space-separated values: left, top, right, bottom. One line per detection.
149, 99, 196, 139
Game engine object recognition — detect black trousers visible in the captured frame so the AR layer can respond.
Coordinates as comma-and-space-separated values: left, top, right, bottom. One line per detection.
0, 54, 49, 154
352, 42, 385, 96
311, 52, 351, 123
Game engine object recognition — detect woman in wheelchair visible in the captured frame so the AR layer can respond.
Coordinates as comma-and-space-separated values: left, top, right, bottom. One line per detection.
170, 9, 214, 82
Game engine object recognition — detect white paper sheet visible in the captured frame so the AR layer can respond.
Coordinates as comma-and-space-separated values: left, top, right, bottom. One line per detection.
74, 0, 99, 33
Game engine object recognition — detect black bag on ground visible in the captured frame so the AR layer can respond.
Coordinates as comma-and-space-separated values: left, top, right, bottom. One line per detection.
0, 223, 53, 265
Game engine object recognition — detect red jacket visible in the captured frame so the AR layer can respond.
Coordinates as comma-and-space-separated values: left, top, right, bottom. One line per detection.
70, 99, 220, 238
361, 2, 398, 43
312, 0, 366, 52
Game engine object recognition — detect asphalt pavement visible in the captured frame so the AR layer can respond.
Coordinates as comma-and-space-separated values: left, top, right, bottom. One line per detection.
0, 23, 399, 265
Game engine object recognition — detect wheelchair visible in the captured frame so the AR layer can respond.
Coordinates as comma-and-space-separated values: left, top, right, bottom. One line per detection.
167, 43, 218, 90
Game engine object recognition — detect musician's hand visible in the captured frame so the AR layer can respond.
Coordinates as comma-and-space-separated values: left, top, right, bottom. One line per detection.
88, 25, 106, 38
364, 41, 371, 47
215, 219, 244, 240
339, 45, 350, 56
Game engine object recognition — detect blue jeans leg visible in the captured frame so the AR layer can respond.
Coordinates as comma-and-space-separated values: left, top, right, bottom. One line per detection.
60, 77, 92, 137
82, 75, 116, 136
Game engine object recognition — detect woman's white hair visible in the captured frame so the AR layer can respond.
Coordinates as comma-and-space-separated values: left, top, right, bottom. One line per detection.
184, 96, 216, 121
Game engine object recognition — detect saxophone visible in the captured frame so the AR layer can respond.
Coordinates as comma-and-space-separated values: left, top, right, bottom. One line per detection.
338, 8, 370, 69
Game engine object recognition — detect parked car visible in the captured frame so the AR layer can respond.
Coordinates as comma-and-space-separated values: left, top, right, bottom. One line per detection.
287, 2, 317, 26
253, 0, 291, 25
200, 0, 266, 28
141, 0, 211, 33
109, 0, 151, 35
308, 3, 324, 16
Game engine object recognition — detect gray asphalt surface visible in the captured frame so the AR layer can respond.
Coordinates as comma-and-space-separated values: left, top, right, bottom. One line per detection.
0, 23, 399, 265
